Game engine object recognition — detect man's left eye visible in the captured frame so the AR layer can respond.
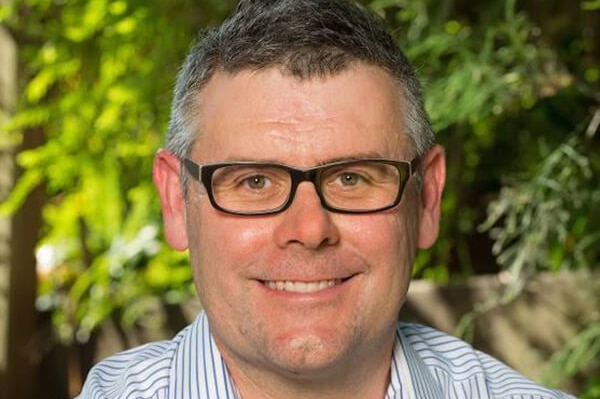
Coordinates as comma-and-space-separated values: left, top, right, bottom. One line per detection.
339, 172, 362, 186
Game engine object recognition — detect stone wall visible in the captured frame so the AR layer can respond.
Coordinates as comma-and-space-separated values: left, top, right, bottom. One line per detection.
401, 271, 599, 391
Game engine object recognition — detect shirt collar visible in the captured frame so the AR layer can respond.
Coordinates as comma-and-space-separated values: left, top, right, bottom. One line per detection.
387, 326, 445, 399
169, 313, 241, 399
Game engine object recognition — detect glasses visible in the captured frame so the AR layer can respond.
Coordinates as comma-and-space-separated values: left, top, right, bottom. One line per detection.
182, 157, 419, 215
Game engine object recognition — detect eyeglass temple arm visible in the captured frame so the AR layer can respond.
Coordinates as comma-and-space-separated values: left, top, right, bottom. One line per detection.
410, 157, 420, 175
182, 158, 200, 180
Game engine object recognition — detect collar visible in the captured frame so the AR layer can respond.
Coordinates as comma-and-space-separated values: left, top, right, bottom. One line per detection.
386, 326, 445, 399
169, 313, 241, 399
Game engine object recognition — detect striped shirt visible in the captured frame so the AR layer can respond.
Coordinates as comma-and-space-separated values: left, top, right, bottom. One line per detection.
77, 312, 576, 399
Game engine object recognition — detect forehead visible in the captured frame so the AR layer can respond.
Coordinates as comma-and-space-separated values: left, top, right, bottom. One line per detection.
193, 64, 411, 164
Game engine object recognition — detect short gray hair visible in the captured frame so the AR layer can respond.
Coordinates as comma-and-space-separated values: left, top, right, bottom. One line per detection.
166, 0, 434, 164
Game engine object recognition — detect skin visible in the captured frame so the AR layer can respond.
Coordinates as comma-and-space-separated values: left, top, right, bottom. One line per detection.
153, 64, 446, 399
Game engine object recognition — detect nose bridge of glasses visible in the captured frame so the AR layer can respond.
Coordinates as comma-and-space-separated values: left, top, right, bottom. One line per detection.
286, 167, 326, 205
291, 165, 318, 181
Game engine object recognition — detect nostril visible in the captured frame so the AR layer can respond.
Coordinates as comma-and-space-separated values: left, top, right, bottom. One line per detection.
273, 186, 340, 250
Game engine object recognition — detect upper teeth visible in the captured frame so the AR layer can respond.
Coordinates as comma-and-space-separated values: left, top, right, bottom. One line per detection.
265, 279, 340, 293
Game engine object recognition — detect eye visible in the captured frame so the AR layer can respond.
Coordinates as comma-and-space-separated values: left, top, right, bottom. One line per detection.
339, 172, 362, 186
244, 174, 270, 189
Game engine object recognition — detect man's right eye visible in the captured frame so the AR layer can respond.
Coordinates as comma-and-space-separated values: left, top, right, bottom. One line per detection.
242, 174, 270, 190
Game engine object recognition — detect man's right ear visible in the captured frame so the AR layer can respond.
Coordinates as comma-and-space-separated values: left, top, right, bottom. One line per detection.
153, 149, 189, 251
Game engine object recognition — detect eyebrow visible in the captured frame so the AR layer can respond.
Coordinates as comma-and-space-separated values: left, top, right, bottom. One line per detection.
314, 152, 388, 166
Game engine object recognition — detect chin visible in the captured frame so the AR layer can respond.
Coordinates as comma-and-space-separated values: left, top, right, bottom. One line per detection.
266, 329, 357, 374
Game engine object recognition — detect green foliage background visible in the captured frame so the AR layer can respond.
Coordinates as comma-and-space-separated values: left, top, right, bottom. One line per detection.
1, 0, 599, 395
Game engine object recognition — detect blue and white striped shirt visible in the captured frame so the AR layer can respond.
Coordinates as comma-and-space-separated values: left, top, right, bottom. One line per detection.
77, 312, 576, 399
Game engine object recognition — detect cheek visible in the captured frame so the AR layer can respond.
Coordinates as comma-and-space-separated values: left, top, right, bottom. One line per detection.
188, 205, 273, 289
341, 212, 417, 298
338, 214, 415, 333
202, 216, 272, 263
341, 210, 416, 262
191, 200, 264, 250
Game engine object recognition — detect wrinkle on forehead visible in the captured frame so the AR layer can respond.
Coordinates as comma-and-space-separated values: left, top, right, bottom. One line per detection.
193, 66, 413, 164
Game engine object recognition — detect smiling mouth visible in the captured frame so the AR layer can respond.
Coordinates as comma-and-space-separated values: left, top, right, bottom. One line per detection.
263, 279, 344, 293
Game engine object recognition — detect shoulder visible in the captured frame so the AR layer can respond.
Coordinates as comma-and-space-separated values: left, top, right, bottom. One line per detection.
397, 323, 577, 399
76, 324, 193, 399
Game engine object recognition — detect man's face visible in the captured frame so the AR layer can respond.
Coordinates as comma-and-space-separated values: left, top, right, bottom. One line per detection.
154, 64, 445, 383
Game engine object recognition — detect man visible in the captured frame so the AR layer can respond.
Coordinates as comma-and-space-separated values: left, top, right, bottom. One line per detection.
77, 0, 576, 398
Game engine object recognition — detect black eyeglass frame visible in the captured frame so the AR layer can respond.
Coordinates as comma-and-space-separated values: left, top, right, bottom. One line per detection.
182, 157, 419, 215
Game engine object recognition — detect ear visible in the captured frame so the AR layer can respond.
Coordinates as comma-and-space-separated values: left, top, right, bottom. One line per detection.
153, 149, 189, 251
417, 145, 446, 249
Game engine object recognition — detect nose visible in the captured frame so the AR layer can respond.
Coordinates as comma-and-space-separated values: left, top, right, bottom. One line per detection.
273, 182, 340, 250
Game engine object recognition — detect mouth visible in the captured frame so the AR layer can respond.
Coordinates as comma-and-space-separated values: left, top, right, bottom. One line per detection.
262, 278, 346, 293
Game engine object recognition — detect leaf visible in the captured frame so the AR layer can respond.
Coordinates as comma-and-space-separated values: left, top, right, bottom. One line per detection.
0, 169, 43, 216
